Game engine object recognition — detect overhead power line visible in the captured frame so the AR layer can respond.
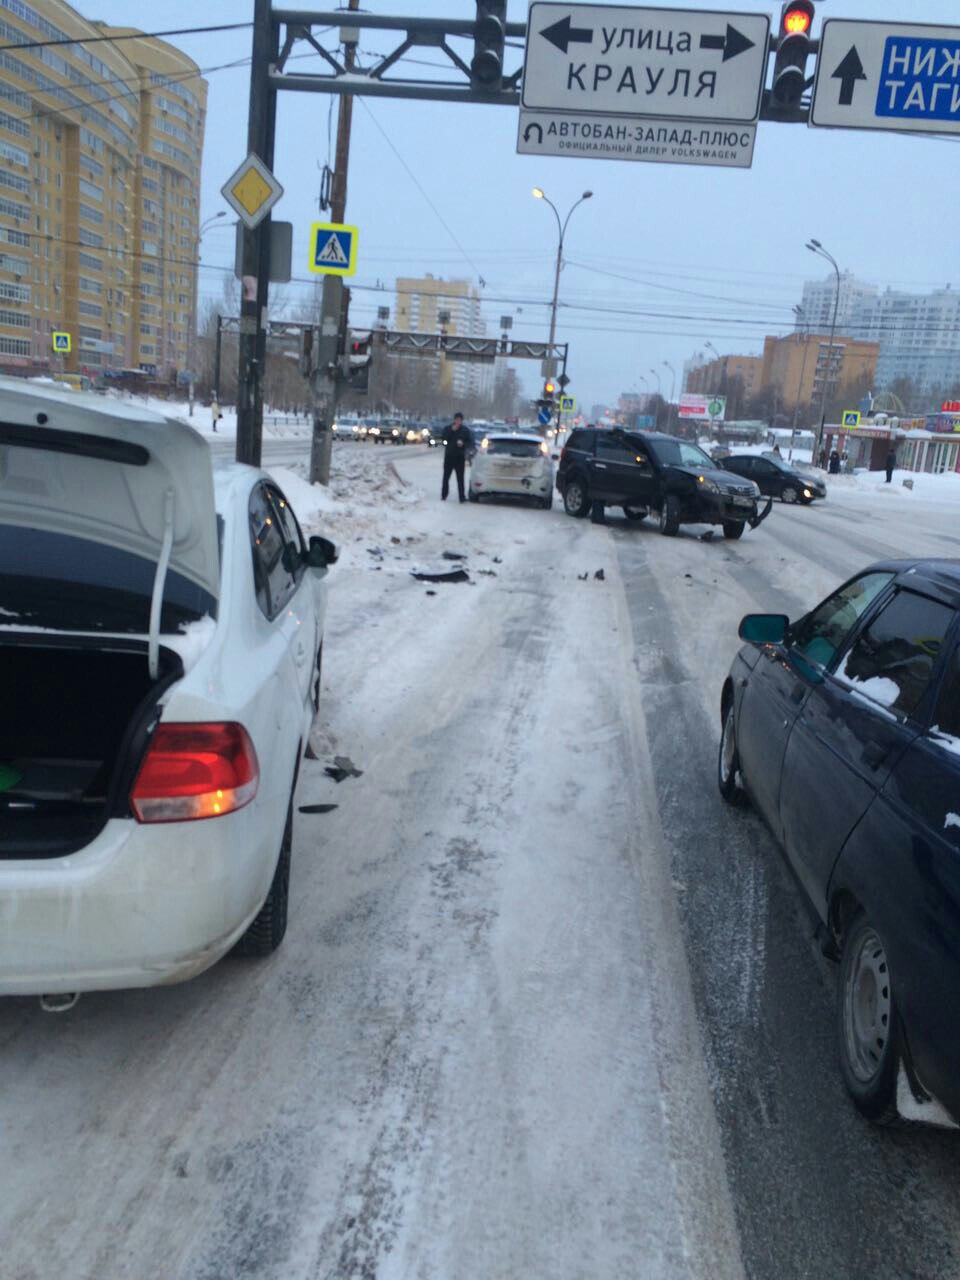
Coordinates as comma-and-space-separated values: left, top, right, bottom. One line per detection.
0, 23, 253, 54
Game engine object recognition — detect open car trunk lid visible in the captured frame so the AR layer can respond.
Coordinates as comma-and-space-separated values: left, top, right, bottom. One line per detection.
0, 377, 219, 627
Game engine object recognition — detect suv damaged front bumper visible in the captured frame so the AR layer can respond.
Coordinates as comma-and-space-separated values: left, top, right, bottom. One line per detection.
748, 496, 773, 529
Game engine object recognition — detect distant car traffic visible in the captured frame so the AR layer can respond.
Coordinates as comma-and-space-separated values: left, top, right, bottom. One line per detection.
468, 432, 554, 508
721, 453, 827, 504
557, 427, 771, 538
720, 561, 960, 1126
0, 379, 337, 998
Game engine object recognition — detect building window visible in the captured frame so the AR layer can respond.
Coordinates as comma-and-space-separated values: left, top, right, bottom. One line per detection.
0, 335, 30, 356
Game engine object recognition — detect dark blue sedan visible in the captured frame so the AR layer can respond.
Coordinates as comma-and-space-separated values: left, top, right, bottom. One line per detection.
719, 560, 960, 1127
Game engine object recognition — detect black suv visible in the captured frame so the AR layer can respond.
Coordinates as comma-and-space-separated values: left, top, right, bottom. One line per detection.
556, 428, 773, 539
720, 453, 827, 504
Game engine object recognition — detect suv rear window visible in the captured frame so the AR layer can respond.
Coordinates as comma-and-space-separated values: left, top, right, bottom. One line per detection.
566, 430, 594, 453
485, 438, 542, 458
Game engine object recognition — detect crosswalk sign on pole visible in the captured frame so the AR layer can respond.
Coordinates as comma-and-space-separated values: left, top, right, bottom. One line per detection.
842, 410, 862, 428
308, 222, 358, 277
52, 331, 71, 353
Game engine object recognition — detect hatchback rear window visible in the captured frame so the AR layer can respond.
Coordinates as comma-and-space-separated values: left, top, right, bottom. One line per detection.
485, 439, 542, 458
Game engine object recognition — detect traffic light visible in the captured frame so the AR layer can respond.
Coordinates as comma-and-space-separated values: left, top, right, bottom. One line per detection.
543, 379, 557, 398
347, 329, 372, 394
771, 1, 814, 108
298, 326, 315, 377
472, 0, 506, 90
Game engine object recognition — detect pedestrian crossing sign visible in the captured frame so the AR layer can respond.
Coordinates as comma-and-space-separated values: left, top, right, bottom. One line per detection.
559, 394, 576, 413
308, 222, 358, 277
842, 410, 861, 428
52, 331, 71, 353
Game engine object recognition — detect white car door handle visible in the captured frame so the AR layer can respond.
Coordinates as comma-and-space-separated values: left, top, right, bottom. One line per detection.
595, 463, 607, 469
294, 642, 308, 668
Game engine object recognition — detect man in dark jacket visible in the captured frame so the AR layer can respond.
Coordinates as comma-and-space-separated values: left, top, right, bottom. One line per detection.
885, 447, 897, 484
441, 412, 473, 502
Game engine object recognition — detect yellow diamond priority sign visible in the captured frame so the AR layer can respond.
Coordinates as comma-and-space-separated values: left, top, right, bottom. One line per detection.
221, 153, 284, 230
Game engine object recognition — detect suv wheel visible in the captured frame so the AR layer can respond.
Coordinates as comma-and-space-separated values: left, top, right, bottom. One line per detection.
838, 913, 900, 1124
563, 475, 590, 518
659, 494, 680, 536
781, 485, 799, 504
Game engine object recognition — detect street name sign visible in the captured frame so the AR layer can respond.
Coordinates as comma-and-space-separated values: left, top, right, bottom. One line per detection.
521, 4, 770, 123
518, 108, 756, 167
51, 331, 70, 354
812, 20, 960, 134
221, 153, 284, 230
308, 223, 358, 277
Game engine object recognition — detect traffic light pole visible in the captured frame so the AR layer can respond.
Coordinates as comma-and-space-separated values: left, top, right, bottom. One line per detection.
236, 0, 277, 467
308, 0, 358, 485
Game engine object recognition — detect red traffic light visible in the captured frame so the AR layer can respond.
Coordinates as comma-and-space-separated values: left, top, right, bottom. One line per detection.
781, 1, 813, 36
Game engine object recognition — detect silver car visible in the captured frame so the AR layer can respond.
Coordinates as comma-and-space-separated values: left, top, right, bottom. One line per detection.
468, 432, 555, 509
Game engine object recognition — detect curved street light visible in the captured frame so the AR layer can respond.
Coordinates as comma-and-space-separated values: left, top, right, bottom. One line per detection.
532, 188, 593, 358
199, 210, 227, 240
790, 302, 811, 459
806, 238, 842, 463
663, 360, 676, 404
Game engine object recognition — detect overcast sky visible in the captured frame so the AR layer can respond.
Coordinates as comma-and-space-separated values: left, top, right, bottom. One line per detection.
87, 1, 960, 411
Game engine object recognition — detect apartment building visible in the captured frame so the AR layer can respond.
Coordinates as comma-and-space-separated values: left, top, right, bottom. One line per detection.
799, 273, 960, 397
0, 0, 206, 379
759, 332, 879, 412
683, 353, 763, 399
394, 274, 493, 403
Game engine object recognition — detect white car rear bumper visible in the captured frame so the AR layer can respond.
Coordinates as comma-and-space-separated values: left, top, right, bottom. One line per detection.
0, 808, 277, 995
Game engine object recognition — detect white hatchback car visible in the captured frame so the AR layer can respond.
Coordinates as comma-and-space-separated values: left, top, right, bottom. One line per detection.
0, 379, 336, 1000
468, 431, 555, 508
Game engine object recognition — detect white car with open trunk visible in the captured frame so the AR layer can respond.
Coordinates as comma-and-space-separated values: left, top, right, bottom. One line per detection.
468, 430, 554, 508
0, 380, 336, 1002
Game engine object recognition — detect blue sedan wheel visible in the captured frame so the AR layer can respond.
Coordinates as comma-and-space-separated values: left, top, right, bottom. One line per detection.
718, 699, 748, 807
839, 913, 900, 1124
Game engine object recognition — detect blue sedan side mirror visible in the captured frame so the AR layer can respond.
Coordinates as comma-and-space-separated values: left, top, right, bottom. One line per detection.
739, 613, 789, 645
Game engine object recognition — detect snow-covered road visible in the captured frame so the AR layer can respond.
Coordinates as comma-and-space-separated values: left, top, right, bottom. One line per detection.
4, 446, 960, 1279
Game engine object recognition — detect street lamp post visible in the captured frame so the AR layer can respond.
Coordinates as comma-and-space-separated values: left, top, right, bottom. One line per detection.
532, 187, 593, 367
790, 303, 811, 461
806, 238, 842, 466
703, 340, 720, 393
197, 212, 227, 415
649, 367, 663, 428
663, 360, 676, 429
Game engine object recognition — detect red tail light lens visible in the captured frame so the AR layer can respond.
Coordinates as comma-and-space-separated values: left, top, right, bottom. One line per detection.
130, 722, 259, 823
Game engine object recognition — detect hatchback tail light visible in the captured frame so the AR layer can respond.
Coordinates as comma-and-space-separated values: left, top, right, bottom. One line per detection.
130, 723, 259, 823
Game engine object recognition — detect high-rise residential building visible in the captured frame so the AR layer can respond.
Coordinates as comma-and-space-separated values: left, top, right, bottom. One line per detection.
798, 274, 960, 397
683, 353, 763, 400
394, 274, 493, 403
0, 1, 207, 380
856, 286, 960, 396
798, 272, 878, 335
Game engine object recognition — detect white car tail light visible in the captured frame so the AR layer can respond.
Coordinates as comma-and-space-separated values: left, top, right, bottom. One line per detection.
130, 723, 259, 823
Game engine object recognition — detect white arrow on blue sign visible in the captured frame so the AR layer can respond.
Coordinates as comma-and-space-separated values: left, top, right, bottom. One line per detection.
538, 407, 553, 426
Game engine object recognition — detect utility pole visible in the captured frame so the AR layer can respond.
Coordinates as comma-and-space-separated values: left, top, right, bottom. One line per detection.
236, 0, 277, 467
309, 0, 359, 485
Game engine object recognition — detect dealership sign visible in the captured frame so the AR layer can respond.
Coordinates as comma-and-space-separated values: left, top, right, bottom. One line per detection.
679, 393, 726, 421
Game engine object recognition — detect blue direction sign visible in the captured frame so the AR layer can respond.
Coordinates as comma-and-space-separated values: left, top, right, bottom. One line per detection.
308, 222, 358, 276
812, 20, 960, 134
538, 407, 552, 426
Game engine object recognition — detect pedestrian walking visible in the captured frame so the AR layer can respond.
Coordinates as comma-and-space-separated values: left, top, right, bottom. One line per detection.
211, 397, 222, 434
829, 450, 841, 475
772, 443, 782, 457
885, 446, 897, 484
441, 412, 473, 502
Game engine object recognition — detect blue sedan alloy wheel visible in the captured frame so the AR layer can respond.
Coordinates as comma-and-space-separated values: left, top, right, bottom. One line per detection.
718, 700, 748, 807
839, 914, 900, 1124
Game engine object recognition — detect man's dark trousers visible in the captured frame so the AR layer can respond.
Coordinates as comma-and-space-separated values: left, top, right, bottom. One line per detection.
442, 454, 466, 501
